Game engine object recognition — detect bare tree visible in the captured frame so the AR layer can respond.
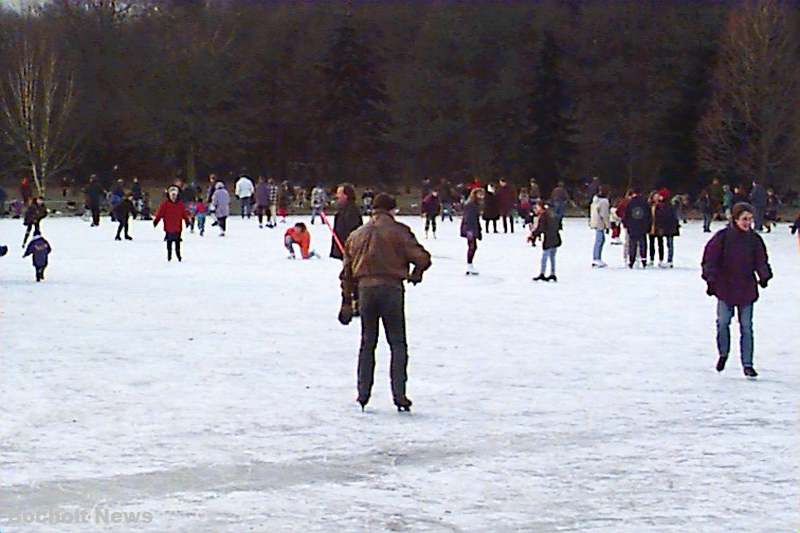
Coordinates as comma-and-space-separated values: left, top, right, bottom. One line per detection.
698, 0, 800, 186
0, 30, 78, 195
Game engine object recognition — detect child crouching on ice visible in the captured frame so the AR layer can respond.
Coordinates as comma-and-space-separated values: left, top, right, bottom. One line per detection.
284, 222, 318, 259
23, 231, 51, 282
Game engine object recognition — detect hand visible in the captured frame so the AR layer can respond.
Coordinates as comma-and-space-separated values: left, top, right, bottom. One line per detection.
408, 271, 423, 285
759, 278, 769, 289
338, 303, 353, 325
152, 220, 158, 228
706, 285, 715, 297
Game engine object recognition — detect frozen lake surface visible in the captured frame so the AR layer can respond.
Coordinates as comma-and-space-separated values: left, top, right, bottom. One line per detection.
1, 214, 798, 532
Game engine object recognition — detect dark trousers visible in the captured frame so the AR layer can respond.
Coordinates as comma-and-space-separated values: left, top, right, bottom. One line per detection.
35, 265, 46, 281
628, 234, 647, 266
467, 237, 477, 264
485, 219, 497, 233
648, 234, 664, 262
90, 204, 100, 226
218, 216, 227, 232
165, 233, 182, 261
116, 220, 130, 239
22, 222, 40, 246
502, 215, 514, 233
424, 214, 437, 234
357, 285, 409, 404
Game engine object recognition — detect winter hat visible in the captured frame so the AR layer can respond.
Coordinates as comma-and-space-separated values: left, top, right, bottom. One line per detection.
215, 182, 224, 190
373, 193, 397, 211
731, 202, 754, 220
168, 186, 180, 195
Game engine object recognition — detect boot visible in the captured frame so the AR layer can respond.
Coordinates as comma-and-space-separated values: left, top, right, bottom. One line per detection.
533, 273, 547, 281
743, 366, 758, 378
716, 355, 728, 372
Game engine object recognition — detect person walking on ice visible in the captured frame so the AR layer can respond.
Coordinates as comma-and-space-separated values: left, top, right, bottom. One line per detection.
338, 193, 431, 412
284, 222, 317, 259
702, 202, 772, 378
23, 231, 51, 282
460, 187, 483, 275
153, 186, 190, 262
211, 181, 230, 236
531, 201, 562, 282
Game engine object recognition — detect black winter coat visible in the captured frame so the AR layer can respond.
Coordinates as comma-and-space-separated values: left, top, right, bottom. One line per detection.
24, 203, 47, 226
654, 203, 680, 237
482, 191, 500, 221
113, 199, 137, 221
533, 210, 562, 250
624, 195, 652, 237
330, 202, 363, 259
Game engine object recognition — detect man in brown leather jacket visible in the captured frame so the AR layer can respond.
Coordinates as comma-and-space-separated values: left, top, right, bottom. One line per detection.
339, 193, 431, 412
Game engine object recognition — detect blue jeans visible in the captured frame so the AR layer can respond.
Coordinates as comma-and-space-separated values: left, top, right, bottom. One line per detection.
702, 213, 711, 232
754, 207, 764, 231
666, 235, 674, 263
240, 197, 252, 218
540, 248, 557, 276
716, 300, 754, 367
593, 229, 605, 261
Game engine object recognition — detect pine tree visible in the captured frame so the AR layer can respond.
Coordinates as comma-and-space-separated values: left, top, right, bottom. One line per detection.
318, 22, 391, 183
522, 32, 577, 193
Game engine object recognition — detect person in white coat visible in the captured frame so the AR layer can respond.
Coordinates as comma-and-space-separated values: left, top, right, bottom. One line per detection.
235, 174, 255, 219
589, 184, 611, 268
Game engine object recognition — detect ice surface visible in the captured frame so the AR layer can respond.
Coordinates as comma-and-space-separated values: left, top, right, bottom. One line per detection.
1, 215, 798, 532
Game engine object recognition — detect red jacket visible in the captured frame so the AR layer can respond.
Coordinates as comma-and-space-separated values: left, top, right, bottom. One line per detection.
154, 199, 188, 234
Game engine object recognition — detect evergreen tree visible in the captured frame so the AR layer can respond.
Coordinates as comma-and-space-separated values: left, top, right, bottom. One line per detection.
522, 32, 577, 193
318, 21, 391, 183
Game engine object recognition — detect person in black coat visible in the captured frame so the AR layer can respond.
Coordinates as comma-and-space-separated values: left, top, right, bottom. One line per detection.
330, 183, 363, 260
531, 201, 562, 281
460, 188, 483, 274
22, 196, 47, 248
623, 188, 652, 268
23, 232, 51, 282
84, 174, 104, 227
113, 193, 137, 240
653, 197, 680, 267
482, 184, 500, 233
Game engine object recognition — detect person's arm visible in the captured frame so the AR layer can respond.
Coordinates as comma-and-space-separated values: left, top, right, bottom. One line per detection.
153, 202, 164, 227
754, 235, 773, 287
404, 228, 432, 283
701, 231, 724, 291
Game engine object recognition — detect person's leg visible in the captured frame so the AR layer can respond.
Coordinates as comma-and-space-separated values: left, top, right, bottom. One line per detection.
380, 286, 410, 404
716, 299, 733, 358
666, 236, 674, 264
431, 215, 437, 235
738, 304, 754, 368
485, 219, 489, 233
502, 216, 508, 233
357, 287, 380, 404
22, 224, 32, 246
166, 240, 173, 261
648, 235, 655, 262
627, 234, 636, 267
657, 235, 664, 262
593, 229, 602, 261
284, 235, 296, 255
424, 216, 431, 233
640, 235, 648, 264
467, 238, 477, 264
116, 221, 124, 239
221, 217, 227, 232
540, 248, 548, 275
198, 215, 205, 235
549, 248, 557, 276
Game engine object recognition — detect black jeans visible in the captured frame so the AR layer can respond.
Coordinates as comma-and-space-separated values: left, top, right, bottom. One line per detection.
485, 219, 497, 233
502, 215, 514, 233
90, 204, 100, 226
648, 234, 664, 262
425, 214, 437, 233
116, 220, 130, 239
165, 232, 182, 261
628, 234, 647, 265
357, 284, 409, 404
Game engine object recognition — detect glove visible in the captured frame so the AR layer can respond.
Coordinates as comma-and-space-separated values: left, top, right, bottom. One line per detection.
408, 270, 423, 285
706, 284, 715, 296
338, 302, 353, 325
152, 220, 158, 228
759, 278, 769, 289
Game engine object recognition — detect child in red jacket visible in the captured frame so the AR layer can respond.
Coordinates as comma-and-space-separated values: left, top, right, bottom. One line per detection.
284, 223, 317, 259
153, 186, 189, 261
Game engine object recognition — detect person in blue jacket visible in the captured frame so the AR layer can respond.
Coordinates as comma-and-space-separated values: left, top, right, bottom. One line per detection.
23, 231, 51, 282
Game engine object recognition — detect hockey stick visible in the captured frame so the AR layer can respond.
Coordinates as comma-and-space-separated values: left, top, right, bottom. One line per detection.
320, 210, 346, 256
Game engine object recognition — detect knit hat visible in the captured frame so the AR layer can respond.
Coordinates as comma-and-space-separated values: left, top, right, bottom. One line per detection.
731, 202, 754, 221
373, 193, 397, 211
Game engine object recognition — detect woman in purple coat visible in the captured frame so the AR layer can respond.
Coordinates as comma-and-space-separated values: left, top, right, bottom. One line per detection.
702, 202, 772, 377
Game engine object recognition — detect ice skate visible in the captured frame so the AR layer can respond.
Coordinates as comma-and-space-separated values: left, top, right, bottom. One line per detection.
547, 274, 558, 282
533, 273, 547, 281
592, 260, 607, 268
395, 397, 412, 413
465, 264, 479, 276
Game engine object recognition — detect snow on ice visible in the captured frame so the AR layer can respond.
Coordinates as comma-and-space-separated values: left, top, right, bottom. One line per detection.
1, 215, 798, 532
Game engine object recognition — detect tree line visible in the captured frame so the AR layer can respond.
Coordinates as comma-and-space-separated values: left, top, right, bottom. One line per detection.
0, 0, 798, 197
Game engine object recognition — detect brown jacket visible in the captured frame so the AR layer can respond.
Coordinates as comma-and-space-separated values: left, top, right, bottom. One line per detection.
340, 210, 431, 301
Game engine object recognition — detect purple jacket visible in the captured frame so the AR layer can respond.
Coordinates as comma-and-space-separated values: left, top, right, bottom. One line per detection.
23, 235, 51, 267
701, 226, 772, 306
255, 182, 270, 207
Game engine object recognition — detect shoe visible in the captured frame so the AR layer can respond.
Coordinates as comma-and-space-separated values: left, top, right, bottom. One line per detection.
287, 254, 296, 260
547, 274, 557, 282
220, 232, 225, 237
592, 260, 607, 268
716, 355, 728, 372
533, 274, 547, 281
115, 236, 121, 241
125, 236, 133, 240
259, 224, 263, 229
395, 397, 412, 412
743, 366, 758, 378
